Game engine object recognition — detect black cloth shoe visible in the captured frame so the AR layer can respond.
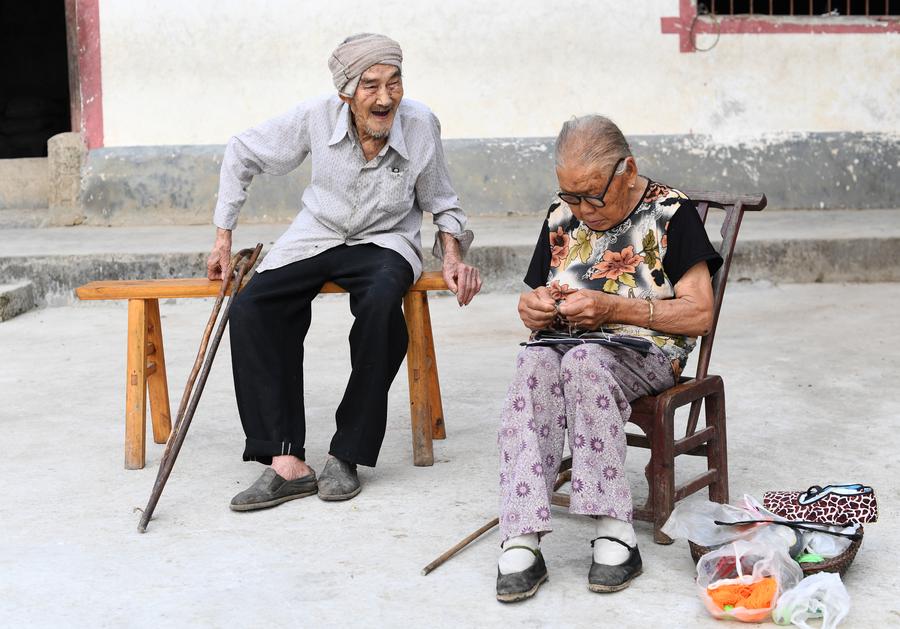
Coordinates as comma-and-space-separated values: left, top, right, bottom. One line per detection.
588, 536, 643, 593
496, 546, 549, 603
230, 467, 318, 511
317, 457, 361, 501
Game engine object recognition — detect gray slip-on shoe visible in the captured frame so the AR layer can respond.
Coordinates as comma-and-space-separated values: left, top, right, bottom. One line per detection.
588, 536, 643, 593
230, 467, 318, 512
317, 457, 361, 501
496, 547, 549, 603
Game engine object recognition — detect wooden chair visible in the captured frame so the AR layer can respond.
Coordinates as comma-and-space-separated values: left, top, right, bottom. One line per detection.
75, 272, 449, 470
550, 191, 767, 544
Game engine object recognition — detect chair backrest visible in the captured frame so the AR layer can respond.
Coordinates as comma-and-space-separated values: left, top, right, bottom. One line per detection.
681, 190, 767, 383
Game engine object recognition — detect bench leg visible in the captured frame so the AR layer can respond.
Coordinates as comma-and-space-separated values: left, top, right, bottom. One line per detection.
145, 299, 172, 444
419, 294, 446, 440
404, 292, 434, 467
125, 299, 148, 469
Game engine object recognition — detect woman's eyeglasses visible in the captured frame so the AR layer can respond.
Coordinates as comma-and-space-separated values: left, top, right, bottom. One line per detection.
557, 158, 626, 208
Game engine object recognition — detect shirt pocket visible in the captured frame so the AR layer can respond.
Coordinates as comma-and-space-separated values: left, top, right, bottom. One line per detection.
378, 167, 414, 214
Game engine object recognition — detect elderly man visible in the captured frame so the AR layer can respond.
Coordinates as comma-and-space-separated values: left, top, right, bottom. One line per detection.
208, 33, 481, 510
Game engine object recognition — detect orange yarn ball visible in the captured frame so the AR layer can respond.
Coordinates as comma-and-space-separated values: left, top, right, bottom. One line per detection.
707, 576, 778, 611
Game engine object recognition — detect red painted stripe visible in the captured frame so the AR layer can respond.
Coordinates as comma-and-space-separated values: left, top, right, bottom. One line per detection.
661, 1, 900, 52
660, 0, 700, 52
694, 16, 900, 34
76, 0, 103, 148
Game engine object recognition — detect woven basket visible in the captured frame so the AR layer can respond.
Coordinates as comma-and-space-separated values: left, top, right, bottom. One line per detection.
688, 526, 863, 578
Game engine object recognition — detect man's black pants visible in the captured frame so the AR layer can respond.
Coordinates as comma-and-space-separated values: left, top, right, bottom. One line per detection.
229, 244, 414, 467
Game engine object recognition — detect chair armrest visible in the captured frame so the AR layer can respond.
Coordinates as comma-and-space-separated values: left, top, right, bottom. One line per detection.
648, 374, 723, 412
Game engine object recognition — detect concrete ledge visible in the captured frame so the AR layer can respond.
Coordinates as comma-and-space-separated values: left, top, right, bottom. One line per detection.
0, 282, 36, 321
77, 132, 899, 226
457, 237, 900, 291
3, 210, 897, 304
2, 239, 898, 306
0, 253, 206, 306
725, 238, 900, 284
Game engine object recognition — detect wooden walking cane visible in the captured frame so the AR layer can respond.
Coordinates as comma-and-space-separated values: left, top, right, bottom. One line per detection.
137, 244, 262, 533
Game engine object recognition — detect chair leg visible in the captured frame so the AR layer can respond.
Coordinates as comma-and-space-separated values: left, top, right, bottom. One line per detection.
706, 386, 729, 504
650, 408, 676, 544
125, 299, 148, 469
419, 293, 446, 440
145, 299, 172, 444
404, 292, 434, 466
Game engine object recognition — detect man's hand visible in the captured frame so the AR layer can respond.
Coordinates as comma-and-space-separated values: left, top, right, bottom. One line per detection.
557, 289, 619, 330
438, 232, 481, 306
518, 286, 556, 331
207, 227, 233, 280
442, 258, 482, 306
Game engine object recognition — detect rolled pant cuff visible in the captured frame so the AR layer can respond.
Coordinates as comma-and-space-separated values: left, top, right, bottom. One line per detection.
329, 447, 377, 468
243, 438, 306, 464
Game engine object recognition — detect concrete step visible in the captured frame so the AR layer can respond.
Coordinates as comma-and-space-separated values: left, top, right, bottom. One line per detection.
0, 281, 36, 321
1, 209, 898, 305
0, 207, 88, 229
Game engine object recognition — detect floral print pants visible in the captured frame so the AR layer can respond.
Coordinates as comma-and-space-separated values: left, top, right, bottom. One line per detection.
498, 343, 675, 542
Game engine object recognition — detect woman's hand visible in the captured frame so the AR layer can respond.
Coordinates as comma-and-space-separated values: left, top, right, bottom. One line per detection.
557, 289, 618, 330
555, 262, 715, 335
518, 286, 557, 331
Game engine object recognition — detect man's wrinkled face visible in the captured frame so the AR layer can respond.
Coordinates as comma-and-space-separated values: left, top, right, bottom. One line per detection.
342, 64, 403, 140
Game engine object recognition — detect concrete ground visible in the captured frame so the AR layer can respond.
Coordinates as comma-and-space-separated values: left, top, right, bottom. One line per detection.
1, 283, 898, 627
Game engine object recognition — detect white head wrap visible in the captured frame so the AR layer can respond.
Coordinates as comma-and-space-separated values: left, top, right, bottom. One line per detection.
328, 33, 403, 98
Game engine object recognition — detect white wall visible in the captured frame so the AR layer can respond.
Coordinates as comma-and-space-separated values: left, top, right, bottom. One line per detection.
98, 0, 900, 146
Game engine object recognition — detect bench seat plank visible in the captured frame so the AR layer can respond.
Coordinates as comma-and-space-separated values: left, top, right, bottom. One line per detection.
76, 271, 448, 300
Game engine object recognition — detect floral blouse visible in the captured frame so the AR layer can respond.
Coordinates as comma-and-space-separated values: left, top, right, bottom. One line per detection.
524, 181, 722, 373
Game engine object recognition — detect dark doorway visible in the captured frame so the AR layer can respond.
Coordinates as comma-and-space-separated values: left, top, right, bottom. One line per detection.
0, 1, 72, 159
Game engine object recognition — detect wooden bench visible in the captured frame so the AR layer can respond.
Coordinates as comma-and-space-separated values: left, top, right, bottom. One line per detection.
75, 272, 449, 469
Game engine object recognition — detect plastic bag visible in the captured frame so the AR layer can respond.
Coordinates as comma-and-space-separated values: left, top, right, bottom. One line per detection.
662, 499, 771, 547
741, 494, 857, 560
772, 572, 851, 629
697, 532, 804, 623
799, 525, 857, 559
663, 497, 853, 561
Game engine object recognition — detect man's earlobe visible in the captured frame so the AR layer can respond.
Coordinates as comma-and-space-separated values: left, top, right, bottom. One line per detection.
338, 94, 352, 105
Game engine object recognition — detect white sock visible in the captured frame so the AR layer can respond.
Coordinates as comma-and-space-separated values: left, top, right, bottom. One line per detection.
593, 516, 636, 565
498, 533, 539, 575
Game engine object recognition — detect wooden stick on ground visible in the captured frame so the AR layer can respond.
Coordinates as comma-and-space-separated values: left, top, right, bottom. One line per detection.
422, 470, 574, 575
421, 517, 499, 576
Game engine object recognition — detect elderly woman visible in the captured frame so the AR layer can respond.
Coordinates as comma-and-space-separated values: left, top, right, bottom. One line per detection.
495, 115, 723, 603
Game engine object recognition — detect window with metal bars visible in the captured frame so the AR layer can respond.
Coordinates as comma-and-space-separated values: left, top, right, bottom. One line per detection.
705, 0, 899, 15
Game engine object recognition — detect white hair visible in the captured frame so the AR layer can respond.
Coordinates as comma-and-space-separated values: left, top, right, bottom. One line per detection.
555, 115, 632, 171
